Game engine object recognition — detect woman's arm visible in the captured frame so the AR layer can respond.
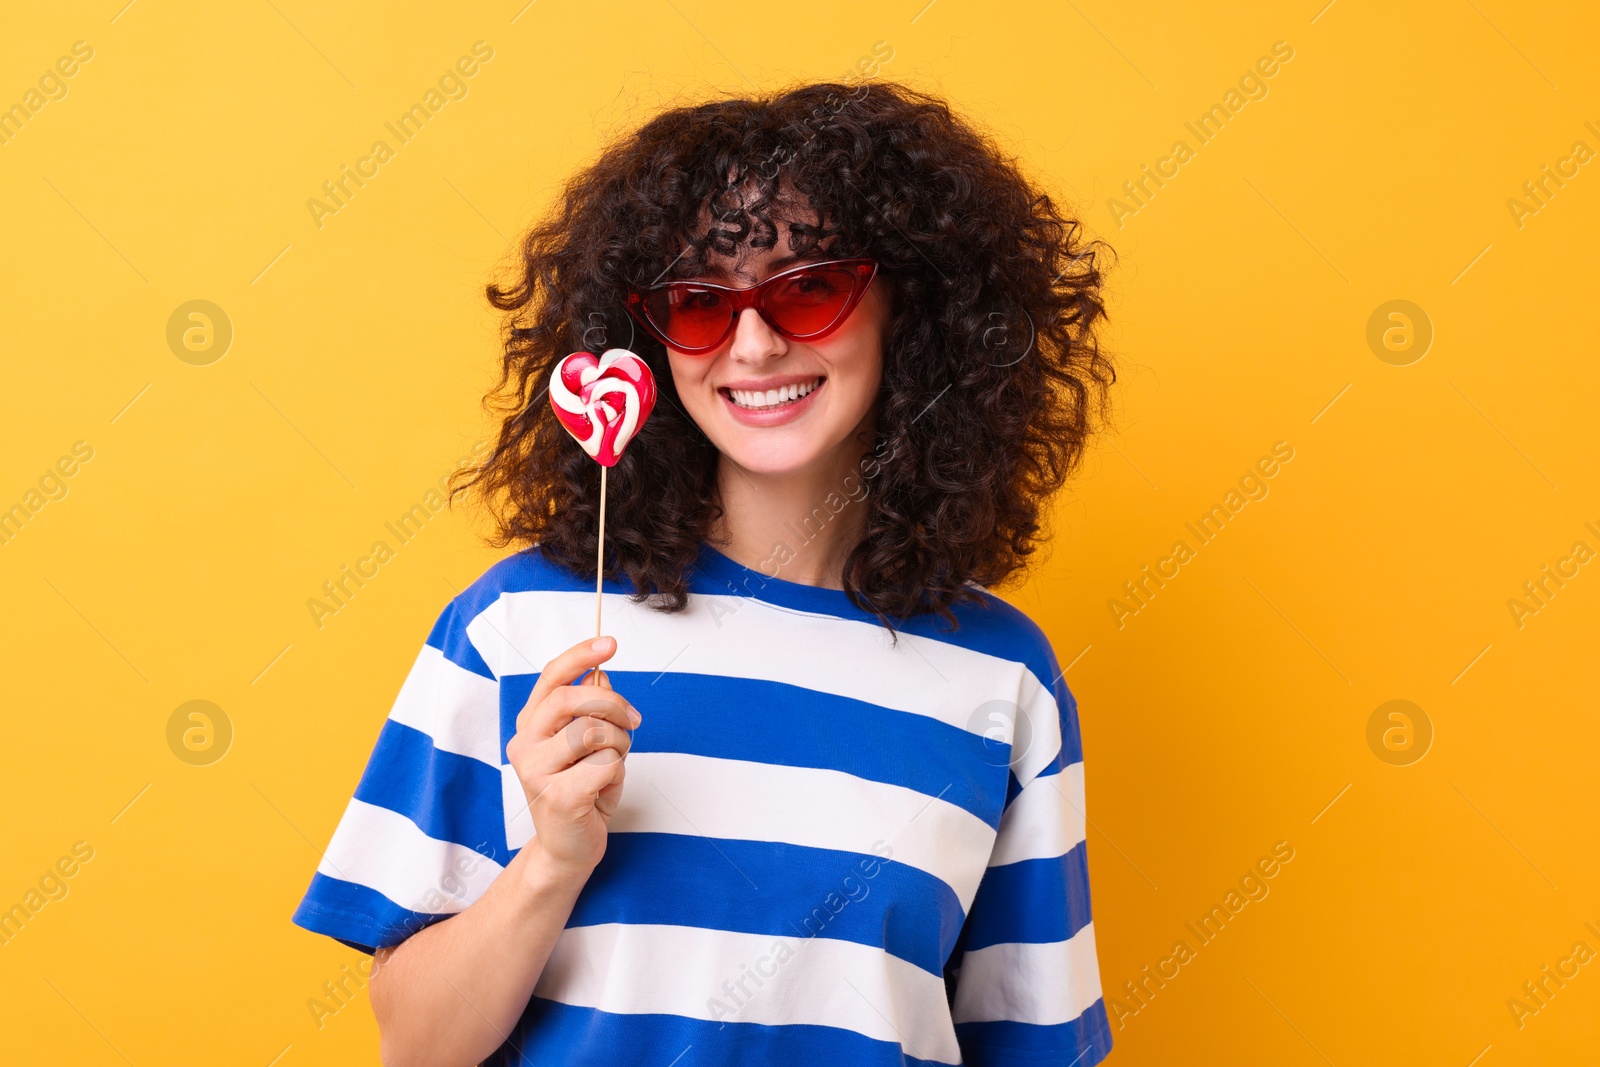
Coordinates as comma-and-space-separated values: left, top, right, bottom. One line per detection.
367, 838, 588, 1067
368, 636, 638, 1067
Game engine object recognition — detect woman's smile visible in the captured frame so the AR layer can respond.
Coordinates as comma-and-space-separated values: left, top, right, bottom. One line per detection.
718, 374, 826, 425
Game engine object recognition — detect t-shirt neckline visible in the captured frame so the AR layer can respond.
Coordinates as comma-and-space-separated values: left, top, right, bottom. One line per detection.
692, 540, 878, 622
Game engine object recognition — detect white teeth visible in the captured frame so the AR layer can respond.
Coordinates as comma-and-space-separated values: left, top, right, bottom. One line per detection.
727, 378, 821, 409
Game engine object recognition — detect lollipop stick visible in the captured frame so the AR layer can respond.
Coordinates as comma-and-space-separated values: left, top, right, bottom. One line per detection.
591, 464, 607, 685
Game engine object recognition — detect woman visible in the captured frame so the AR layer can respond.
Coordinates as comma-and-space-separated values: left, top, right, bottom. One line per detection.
292, 79, 1115, 1067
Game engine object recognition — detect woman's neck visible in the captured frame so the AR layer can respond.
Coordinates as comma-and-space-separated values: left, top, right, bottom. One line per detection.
709, 438, 872, 590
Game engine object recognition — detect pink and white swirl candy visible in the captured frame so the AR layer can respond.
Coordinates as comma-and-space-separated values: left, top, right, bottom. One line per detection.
549, 348, 657, 467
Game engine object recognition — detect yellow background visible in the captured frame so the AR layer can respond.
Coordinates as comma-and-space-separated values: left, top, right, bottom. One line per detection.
2, 1, 1595, 1063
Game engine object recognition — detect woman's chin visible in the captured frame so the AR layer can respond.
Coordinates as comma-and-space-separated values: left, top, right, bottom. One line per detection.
718, 433, 827, 478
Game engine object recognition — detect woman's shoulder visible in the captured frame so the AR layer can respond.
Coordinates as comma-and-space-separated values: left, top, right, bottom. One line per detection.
902, 584, 1074, 703
432, 543, 593, 632
405, 545, 585, 677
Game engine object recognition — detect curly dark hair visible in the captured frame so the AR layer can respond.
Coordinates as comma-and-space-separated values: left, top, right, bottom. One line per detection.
449, 79, 1114, 631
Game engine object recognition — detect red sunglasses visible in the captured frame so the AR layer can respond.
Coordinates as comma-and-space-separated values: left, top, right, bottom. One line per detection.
626, 257, 879, 355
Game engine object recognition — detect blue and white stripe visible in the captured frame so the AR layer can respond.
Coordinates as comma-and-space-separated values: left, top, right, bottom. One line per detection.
292, 543, 1112, 1066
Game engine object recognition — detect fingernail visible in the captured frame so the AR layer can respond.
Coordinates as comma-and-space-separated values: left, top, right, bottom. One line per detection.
629, 710, 642, 727
591, 637, 610, 652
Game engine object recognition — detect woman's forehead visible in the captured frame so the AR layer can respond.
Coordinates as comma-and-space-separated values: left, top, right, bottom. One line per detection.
667, 189, 840, 282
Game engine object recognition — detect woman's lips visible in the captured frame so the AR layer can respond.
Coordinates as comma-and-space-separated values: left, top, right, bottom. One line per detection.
719, 377, 825, 427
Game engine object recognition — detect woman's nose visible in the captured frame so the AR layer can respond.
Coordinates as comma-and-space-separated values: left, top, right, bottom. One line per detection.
727, 307, 787, 363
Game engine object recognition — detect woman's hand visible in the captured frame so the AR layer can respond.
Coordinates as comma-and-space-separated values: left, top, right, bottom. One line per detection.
506, 635, 639, 878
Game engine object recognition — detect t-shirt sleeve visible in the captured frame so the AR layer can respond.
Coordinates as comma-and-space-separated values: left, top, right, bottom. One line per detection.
290, 595, 513, 955
949, 647, 1113, 1066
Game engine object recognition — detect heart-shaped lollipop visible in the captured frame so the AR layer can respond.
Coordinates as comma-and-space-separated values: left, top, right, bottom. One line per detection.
548, 347, 657, 673
549, 348, 657, 467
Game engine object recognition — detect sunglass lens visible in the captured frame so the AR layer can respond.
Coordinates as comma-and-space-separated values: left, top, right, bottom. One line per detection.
646, 286, 732, 349
763, 266, 859, 337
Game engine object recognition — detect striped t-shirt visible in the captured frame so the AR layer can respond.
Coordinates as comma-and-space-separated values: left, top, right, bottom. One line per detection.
291, 540, 1112, 1066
